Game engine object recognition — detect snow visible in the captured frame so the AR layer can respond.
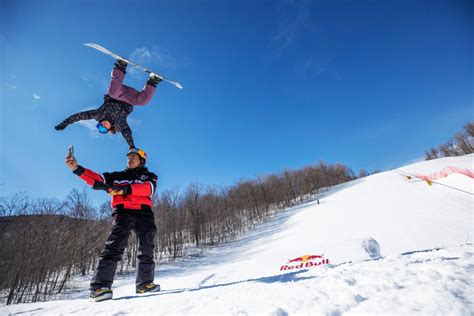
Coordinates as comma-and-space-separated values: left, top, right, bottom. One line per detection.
2, 155, 473, 315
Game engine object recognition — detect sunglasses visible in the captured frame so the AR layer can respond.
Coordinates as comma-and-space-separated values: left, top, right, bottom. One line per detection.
96, 122, 109, 134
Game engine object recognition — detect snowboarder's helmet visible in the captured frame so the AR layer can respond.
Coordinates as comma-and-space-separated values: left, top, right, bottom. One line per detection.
127, 148, 147, 164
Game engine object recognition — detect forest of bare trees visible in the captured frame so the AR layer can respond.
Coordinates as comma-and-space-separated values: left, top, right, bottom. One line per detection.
0, 189, 109, 305
425, 122, 474, 160
0, 160, 355, 304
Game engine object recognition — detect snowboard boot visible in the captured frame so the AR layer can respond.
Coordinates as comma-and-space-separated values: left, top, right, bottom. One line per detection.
54, 120, 69, 131
90, 288, 113, 302
114, 58, 128, 74
147, 73, 162, 87
136, 282, 160, 294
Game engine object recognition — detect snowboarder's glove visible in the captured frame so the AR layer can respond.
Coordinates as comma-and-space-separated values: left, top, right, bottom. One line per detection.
55, 121, 69, 131
109, 185, 131, 197
147, 73, 162, 87
114, 59, 128, 74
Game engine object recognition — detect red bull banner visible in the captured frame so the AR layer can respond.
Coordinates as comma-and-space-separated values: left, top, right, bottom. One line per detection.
280, 254, 329, 271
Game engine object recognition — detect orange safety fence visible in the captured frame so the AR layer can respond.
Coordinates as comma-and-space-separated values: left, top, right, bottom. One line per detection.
413, 166, 474, 181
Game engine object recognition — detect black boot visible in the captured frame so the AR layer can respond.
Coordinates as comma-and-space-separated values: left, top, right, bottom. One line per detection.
136, 282, 160, 294
54, 120, 69, 131
114, 58, 128, 74
147, 73, 162, 87
90, 288, 113, 302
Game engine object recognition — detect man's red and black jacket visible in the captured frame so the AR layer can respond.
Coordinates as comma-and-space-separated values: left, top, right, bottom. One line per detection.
73, 165, 157, 214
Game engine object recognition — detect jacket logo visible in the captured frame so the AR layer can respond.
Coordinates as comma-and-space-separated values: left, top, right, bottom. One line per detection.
114, 180, 146, 185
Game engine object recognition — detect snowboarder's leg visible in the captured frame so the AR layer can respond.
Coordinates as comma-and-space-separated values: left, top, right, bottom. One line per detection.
134, 215, 157, 290
55, 109, 99, 130
107, 68, 158, 106
131, 80, 157, 105
107, 67, 128, 100
90, 214, 132, 291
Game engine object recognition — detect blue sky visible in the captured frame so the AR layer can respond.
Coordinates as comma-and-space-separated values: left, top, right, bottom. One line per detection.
1, 0, 472, 206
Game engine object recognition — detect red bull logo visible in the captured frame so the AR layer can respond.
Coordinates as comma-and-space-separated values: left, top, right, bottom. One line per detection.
280, 254, 329, 271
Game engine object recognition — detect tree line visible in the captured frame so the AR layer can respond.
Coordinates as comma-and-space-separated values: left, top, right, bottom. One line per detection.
0, 189, 109, 305
425, 122, 474, 160
0, 160, 356, 305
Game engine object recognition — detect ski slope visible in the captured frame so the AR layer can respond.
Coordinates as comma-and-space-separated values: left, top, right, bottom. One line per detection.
2, 155, 473, 315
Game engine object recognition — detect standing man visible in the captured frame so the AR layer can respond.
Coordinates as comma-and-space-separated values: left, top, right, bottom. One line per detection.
65, 147, 159, 302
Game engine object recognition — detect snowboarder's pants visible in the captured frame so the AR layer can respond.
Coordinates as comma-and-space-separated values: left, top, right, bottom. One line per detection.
107, 68, 156, 106
90, 211, 157, 291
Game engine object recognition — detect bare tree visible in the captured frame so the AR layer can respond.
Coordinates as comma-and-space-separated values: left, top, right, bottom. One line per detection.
359, 169, 369, 178
66, 187, 95, 220
0, 192, 30, 216
455, 132, 473, 155
184, 182, 204, 246
464, 122, 474, 137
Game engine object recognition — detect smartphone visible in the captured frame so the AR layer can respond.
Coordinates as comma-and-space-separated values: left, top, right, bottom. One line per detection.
68, 145, 74, 158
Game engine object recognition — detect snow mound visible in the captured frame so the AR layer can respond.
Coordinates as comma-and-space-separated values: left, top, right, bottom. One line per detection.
362, 237, 381, 259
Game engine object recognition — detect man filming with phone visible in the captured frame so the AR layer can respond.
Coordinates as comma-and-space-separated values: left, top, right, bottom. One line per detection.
65, 147, 159, 302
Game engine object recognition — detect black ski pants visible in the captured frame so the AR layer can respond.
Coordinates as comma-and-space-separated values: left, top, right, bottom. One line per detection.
90, 211, 157, 291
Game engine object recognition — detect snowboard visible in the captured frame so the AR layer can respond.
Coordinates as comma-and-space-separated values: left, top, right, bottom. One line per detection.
84, 43, 183, 90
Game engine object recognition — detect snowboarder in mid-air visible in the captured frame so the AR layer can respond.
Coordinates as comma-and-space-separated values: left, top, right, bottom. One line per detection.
65, 147, 160, 302
55, 59, 162, 149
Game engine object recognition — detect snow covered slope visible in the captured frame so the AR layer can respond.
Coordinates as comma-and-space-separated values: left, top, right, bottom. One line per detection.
2, 155, 473, 315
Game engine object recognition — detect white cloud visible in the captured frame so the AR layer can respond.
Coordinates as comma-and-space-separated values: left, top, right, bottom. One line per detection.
33, 93, 41, 100
298, 59, 325, 76
297, 58, 342, 80
273, 0, 311, 55
129, 46, 177, 70
81, 76, 94, 88
3, 83, 16, 89
74, 107, 98, 132
77, 120, 98, 132
3, 74, 18, 89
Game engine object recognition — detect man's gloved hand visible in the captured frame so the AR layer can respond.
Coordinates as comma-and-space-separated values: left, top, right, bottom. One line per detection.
92, 181, 131, 196
109, 185, 131, 197
93, 181, 112, 193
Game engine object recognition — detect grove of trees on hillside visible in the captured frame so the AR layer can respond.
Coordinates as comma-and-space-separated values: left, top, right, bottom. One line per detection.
425, 122, 474, 160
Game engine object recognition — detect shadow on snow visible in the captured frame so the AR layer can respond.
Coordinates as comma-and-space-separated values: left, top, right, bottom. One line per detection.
113, 269, 314, 301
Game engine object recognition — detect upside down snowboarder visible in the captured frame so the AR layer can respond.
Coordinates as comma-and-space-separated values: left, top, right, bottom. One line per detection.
55, 59, 162, 149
